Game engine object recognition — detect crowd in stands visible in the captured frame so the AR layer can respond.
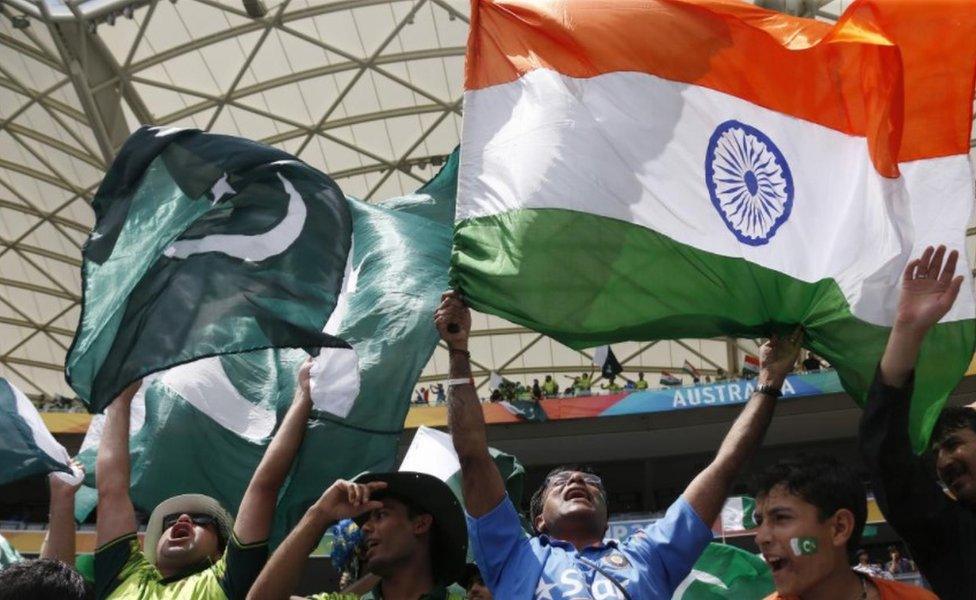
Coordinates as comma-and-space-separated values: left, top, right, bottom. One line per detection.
1, 246, 964, 600
411, 351, 831, 406
31, 394, 88, 413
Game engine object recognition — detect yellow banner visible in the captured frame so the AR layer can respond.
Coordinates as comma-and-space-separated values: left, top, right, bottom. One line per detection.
41, 413, 91, 434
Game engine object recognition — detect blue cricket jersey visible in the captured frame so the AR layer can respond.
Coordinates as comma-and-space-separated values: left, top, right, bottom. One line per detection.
466, 494, 712, 600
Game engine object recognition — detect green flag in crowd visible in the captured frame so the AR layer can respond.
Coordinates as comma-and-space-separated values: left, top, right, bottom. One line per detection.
499, 399, 549, 422
75, 149, 458, 544
0, 377, 76, 486
66, 126, 352, 412
672, 543, 774, 599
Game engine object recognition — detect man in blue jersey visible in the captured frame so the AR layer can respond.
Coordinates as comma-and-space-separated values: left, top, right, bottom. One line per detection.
435, 291, 801, 599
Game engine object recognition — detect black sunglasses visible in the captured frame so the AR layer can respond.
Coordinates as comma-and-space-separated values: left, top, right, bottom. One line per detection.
162, 512, 219, 530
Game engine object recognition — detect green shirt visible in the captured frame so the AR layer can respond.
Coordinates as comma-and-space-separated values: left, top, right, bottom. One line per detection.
635, 379, 649, 390
308, 584, 464, 600
95, 532, 268, 600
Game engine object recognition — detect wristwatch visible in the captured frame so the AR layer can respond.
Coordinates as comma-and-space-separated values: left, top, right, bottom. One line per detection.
756, 384, 782, 398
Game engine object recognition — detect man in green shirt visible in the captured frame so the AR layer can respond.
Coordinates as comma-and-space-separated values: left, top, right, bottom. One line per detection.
635, 372, 649, 390
95, 360, 318, 600
250, 472, 467, 599
541, 375, 558, 398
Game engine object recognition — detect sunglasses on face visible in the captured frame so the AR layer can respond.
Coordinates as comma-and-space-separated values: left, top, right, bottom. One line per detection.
162, 513, 218, 531
546, 472, 604, 492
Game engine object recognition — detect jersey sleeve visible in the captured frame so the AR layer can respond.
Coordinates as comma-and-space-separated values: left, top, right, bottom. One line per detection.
465, 494, 533, 592
94, 533, 148, 600
621, 495, 713, 593
218, 533, 269, 600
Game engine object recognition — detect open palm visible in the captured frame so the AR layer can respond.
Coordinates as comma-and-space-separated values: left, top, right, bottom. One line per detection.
897, 245, 965, 331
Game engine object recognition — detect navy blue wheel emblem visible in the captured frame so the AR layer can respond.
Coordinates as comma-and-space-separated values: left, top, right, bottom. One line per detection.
705, 120, 794, 246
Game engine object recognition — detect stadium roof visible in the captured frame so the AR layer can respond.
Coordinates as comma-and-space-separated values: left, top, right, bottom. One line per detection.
0, 0, 973, 400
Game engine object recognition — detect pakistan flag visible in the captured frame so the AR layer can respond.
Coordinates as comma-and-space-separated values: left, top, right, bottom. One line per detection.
673, 543, 773, 599
75, 149, 458, 545
66, 126, 352, 412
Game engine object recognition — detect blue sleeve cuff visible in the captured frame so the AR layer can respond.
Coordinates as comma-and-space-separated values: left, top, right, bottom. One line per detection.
465, 494, 528, 590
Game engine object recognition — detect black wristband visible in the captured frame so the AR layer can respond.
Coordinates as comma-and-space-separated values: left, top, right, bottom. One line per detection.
449, 347, 470, 359
756, 384, 782, 398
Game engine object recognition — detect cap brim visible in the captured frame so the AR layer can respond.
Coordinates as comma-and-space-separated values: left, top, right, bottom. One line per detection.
144, 494, 234, 565
352, 471, 467, 585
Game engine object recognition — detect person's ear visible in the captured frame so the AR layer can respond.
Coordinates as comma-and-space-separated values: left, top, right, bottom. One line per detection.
412, 513, 434, 535
830, 508, 856, 549
534, 513, 547, 535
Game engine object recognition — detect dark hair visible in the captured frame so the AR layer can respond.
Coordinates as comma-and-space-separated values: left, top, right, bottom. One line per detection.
931, 406, 976, 446
0, 559, 91, 600
529, 465, 605, 534
753, 455, 867, 552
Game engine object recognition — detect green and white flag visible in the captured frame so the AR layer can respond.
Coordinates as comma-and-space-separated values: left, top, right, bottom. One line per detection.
67, 126, 352, 412
672, 543, 774, 599
498, 400, 549, 422
720, 496, 757, 533
0, 534, 21, 571
400, 425, 525, 506
0, 377, 80, 486
75, 151, 458, 543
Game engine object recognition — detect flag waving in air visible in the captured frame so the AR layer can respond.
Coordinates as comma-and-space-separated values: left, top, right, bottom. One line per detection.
74, 150, 459, 543
0, 377, 79, 486
66, 127, 352, 412
454, 0, 976, 450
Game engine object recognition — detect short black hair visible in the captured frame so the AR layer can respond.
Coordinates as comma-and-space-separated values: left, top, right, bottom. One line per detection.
931, 406, 976, 447
529, 465, 605, 534
753, 455, 867, 552
0, 559, 91, 600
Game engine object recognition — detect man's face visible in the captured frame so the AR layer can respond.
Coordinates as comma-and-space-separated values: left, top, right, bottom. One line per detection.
361, 498, 432, 577
155, 513, 221, 571
754, 485, 850, 597
536, 471, 608, 535
934, 427, 976, 506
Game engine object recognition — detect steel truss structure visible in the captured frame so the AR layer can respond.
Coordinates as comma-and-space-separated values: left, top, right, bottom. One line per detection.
0, 0, 972, 400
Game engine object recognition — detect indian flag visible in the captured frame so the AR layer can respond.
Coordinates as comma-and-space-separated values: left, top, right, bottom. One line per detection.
454, 0, 976, 451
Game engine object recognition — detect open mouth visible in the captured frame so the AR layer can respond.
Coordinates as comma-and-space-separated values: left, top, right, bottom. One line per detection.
169, 522, 193, 542
564, 486, 591, 502
764, 556, 788, 573
364, 539, 380, 557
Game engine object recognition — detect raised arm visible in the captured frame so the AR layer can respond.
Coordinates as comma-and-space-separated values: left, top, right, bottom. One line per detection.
683, 332, 801, 525
234, 359, 314, 545
879, 245, 963, 387
95, 381, 141, 547
860, 246, 963, 536
247, 480, 385, 600
40, 461, 84, 563
435, 291, 506, 517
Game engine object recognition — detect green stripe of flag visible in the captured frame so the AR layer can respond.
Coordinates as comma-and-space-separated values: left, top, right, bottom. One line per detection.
453, 209, 975, 451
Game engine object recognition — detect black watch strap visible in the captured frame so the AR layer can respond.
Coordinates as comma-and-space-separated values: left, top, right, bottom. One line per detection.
756, 384, 782, 398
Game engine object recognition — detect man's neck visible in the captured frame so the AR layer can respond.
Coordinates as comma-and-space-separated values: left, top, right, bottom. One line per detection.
799, 567, 870, 600
546, 524, 604, 552
378, 558, 436, 600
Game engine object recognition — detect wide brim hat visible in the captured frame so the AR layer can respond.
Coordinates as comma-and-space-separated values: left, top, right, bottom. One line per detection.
144, 494, 234, 565
353, 471, 467, 585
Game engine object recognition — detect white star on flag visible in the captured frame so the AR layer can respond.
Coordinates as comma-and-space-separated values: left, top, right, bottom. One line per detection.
210, 172, 236, 205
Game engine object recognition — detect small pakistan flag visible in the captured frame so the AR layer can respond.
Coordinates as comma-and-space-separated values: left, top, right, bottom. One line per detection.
790, 537, 819, 556
66, 127, 352, 412
673, 543, 774, 599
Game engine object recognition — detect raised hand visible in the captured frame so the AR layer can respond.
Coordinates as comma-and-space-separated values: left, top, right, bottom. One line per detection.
896, 245, 964, 334
49, 459, 85, 495
434, 290, 472, 350
758, 328, 803, 390
315, 479, 387, 522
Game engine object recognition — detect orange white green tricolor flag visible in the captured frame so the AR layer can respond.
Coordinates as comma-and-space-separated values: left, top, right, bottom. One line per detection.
453, 0, 976, 451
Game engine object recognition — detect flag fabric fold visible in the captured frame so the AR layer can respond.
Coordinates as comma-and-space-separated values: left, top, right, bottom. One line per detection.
74, 150, 459, 543
66, 126, 353, 412
0, 377, 74, 486
453, 0, 976, 450
673, 543, 773, 599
